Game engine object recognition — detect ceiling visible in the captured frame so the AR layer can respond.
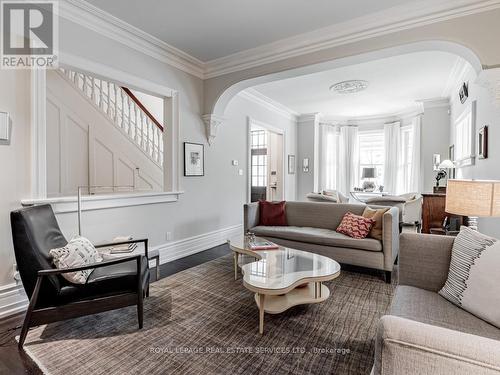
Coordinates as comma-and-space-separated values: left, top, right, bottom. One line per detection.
85, 0, 414, 61
252, 51, 463, 118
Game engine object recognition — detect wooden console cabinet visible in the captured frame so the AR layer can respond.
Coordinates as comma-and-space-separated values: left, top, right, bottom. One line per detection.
421, 193, 464, 234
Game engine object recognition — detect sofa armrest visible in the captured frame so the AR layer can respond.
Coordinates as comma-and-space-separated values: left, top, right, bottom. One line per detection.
399, 233, 454, 292
374, 315, 500, 375
382, 207, 399, 271
244, 202, 259, 232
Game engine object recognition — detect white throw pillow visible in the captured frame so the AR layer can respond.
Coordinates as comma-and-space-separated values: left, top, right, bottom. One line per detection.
49, 236, 102, 284
439, 226, 500, 328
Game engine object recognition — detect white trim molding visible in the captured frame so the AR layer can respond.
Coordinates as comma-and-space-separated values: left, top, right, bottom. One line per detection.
203, 0, 499, 78
21, 191, 184, 214
0, 283, 27, 319
60, 0, 205, 78
60, 0, 496, 79
202, 114, 224, 145
238, 89, 299, 121
152, 224, 242, 264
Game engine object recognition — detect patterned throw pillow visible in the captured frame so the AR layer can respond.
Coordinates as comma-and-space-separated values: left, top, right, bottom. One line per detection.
49, 236, 102, 284
336, 212, 375, 239
439, 226, 500, 328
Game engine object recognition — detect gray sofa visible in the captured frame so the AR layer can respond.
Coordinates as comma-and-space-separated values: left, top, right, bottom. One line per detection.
374, 233, 500, 374
244, 201, 399, 282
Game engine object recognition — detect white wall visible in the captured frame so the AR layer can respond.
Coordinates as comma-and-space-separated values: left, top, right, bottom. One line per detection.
449, 68, 500, 238
0, 70, 30, 286
0, 17, 297, 296
130, 89, 164, 125
420, 102, 451, 192
225, 94, 298, 202
296, 115, 317, 200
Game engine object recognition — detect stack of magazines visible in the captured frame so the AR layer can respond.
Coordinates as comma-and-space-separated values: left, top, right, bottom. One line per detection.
109, 236, 137, 254
249, 239, 279, 250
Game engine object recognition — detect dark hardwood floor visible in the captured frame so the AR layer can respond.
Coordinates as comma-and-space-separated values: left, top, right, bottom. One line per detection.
0, 243, 231, 374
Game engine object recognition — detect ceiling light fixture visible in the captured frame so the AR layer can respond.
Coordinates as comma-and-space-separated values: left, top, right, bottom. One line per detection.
330, 80, 369, 94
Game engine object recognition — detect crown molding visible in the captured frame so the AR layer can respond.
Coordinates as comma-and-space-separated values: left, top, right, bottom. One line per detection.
61, 0, 499, 80
204, 0, 500, 78
442, 57, 474, 98
417, 97, 451, 109
237, 88, 299, 121
60, 0, 205, 78
319, 106, 424, 126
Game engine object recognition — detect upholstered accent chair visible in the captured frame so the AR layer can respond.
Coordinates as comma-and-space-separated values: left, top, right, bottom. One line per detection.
11, 204, 150, 348
365, 193, 423, 228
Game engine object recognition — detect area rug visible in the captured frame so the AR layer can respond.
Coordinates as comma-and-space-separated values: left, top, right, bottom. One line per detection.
22, 255, 395, 375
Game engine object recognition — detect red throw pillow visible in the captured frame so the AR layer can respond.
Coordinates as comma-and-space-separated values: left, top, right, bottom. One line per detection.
259, 200, 287, 226
336, 212, 375, 239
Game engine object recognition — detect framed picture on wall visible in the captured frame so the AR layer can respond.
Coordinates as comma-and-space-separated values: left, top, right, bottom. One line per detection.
478, 126, 488, 159
184, 142, 204, 176
288, 155, 295, 174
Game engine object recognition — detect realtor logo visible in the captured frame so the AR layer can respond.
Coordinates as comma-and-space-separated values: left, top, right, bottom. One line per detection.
1, 0, 58, 69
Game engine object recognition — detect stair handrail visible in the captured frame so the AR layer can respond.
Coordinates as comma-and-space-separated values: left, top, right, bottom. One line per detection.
121, 87, 164, 132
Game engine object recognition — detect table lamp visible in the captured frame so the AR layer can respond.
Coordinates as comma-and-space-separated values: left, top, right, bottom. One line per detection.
362, 167, 376, 192
445, 179, 500, 231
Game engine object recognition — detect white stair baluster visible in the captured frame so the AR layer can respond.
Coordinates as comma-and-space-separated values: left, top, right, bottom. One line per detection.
127, 96, 133, 137
152, 122, 156, 160
133, 104, 139, 142
146, 119, 151, 155
99, 79, 104, 109
114, 84, 118, 124
140, 112, 145, 150
106, 81, 111, 117
91, 77, 95, 104
121, 89, 125, 129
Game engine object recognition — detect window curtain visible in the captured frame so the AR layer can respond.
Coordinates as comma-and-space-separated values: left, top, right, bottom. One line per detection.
318, 124, 339, 191
409, 116, 422, 193
338, 126, 359, 195
383, 121, 401, 194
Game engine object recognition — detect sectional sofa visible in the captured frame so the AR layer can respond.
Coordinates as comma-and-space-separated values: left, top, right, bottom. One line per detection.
244, 201, 399, 282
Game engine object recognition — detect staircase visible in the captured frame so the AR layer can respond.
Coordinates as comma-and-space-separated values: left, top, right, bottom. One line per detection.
58, 68, 163, 167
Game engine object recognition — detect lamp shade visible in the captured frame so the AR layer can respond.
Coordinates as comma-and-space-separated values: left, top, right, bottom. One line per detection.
362, 167, 376, 179
438, 159, 455, 169
445, 179, 500, 217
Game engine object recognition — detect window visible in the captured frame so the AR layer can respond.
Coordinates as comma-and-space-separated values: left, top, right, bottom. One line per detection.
454, 102, 476, 166
399, 126, 414, 193
358, 129, 384, 187
251, 130, 267, 187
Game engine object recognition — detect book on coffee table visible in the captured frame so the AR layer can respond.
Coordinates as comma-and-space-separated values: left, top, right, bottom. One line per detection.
250, 240, 279, 250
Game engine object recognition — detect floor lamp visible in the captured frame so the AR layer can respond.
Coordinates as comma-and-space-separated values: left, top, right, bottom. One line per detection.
77, 185, 134, 236
445, 179, 500, 231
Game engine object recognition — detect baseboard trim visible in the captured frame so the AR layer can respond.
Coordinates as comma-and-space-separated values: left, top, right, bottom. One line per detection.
153, 224, 243, 264
0, 283, 28, 320
0, 224, 243, 320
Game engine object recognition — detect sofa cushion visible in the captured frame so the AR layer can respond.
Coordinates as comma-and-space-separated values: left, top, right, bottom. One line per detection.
251, 225, 382, 252
259, 200, 287, 226
391, 286, 500, 341
363, 206, 389, 241
284, 201, 366, 230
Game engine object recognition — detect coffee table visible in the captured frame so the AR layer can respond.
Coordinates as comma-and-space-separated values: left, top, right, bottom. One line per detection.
228, 236, 341, 334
